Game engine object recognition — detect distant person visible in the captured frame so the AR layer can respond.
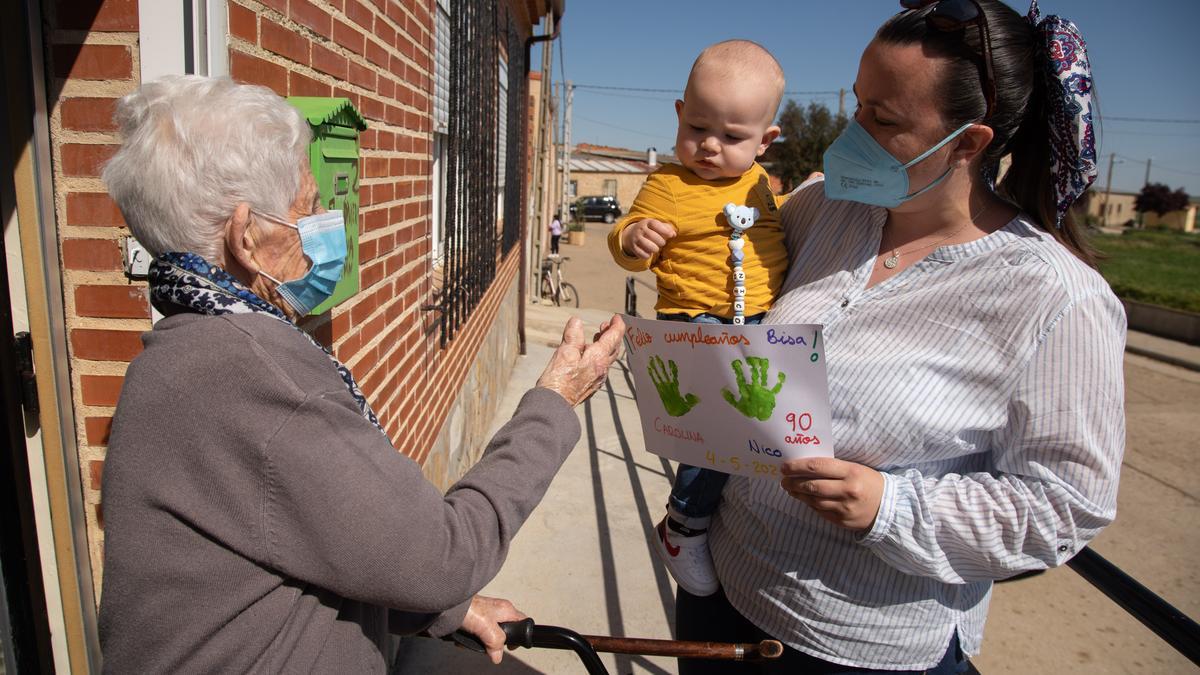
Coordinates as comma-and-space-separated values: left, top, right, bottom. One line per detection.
606, 40, 790, 598
550, 212, 563, 254
677, 1, 1126, 673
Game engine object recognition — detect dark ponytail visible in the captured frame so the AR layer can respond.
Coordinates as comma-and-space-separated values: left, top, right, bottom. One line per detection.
877, 1, 1097, 267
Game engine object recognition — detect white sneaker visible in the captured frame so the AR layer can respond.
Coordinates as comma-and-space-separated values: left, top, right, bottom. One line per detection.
651, 517, 718, 597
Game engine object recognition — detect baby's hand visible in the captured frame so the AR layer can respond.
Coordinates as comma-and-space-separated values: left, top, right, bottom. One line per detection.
620, 219, 677, 260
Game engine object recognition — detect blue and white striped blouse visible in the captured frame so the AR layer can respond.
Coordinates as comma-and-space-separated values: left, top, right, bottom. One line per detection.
709, 182, 1127, 670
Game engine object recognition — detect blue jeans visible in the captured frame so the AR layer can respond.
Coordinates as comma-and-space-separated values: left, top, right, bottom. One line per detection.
657, 311, 763, 519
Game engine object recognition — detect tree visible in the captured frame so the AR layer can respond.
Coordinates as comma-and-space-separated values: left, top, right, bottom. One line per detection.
773, 100, 848, 192
1134, 182, 1190, 216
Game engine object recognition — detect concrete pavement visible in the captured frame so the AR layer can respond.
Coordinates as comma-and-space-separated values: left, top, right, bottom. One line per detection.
1126, 329, 1200, 372
395, 304, 676, 674
974, 349, 1200, 674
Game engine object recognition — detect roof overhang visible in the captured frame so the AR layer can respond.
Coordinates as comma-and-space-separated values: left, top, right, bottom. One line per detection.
526, 0, 564, 21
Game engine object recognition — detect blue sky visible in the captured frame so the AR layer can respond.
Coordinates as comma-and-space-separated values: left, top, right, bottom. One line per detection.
537, 0, 1200, 196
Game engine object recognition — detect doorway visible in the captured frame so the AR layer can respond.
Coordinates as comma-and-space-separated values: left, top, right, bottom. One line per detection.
0, 55, 53, 672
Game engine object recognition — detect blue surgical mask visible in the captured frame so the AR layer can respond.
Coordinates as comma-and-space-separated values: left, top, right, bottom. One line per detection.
823, 119, 974, 208
257, 209, 347, 316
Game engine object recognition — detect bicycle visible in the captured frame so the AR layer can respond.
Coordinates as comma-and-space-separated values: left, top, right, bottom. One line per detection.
540, 254, 579, 307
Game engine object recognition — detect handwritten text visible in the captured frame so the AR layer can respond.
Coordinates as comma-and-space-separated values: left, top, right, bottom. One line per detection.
626, 326, 653, 350
766, 329, 809, 347
654, 417, 705, 443
664, 326, 751, 350
747, 439, 783, 457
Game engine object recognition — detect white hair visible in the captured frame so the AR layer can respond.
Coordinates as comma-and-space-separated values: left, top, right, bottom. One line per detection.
102, 75, 311, 262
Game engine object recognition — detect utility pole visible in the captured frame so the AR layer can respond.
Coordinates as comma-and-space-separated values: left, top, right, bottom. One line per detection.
560, 81, 573, 232
1139, 157, 1152, 229
838, 88, 845, 117
551, 81, 561, 223
528, 12, 555, 300
1102, 152, 1115, 228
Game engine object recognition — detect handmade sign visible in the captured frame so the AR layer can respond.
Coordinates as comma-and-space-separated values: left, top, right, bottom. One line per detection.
623, 315, 834, 480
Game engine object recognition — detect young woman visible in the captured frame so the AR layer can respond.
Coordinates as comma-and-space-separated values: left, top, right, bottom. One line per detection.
678, 2, 1123, 673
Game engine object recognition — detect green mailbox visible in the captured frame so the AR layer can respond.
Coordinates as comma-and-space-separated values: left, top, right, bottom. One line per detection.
287, 97, 368, 315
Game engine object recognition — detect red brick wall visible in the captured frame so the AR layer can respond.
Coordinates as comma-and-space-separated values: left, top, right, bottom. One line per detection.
225, 0, 444, 445
42, 0, 143, 585
42, 0, 530, 589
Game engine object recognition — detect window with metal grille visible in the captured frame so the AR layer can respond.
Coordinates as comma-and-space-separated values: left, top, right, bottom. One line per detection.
430, 0, 451, 264
437, 0, 508, 347
430, 135, 448, 263
433, 0, 450, 134
496, 56, 508, 226
431, 1, 527, 347
500, 15, 526, 255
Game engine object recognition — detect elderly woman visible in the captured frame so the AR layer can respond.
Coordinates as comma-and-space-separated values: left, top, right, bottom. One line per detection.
677, 1, 1125, 673
97, 75, 624, 672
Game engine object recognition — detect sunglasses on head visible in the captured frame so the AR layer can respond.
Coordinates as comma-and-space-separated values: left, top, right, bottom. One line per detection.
899, 0, 997, 120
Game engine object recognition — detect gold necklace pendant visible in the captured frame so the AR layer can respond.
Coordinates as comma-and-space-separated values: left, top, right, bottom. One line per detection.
880, 200, 994, 273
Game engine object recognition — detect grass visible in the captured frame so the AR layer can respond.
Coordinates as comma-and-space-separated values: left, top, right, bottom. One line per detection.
1089, 229, 1200, 313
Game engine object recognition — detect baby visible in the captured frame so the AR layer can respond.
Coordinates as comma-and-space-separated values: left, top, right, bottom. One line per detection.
607, 40, 788, 596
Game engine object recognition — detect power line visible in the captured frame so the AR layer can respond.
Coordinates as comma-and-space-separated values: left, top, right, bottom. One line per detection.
1115, 154, 1200, 179
573, 114, 676, 140
573, 83, 841, 97
1104, 116, 1200, 125
1103, 129, 1200, 138
1154, 164, 1200, 178
576, 86, 838, 106
574, 89, 679, 103
574, 84, 685, 94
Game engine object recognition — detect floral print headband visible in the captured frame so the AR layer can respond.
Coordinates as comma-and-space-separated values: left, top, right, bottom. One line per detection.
1027, 0, 1097, 227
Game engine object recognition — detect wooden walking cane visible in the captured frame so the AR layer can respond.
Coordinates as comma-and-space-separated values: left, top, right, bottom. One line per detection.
447, 619, 783, 674
579, 633, 784, 661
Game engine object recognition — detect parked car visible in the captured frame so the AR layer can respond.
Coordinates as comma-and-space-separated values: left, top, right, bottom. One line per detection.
570, 195, 622, 224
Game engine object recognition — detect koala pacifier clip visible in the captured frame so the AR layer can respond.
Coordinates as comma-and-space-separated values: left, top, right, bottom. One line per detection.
723, 202, 759, 326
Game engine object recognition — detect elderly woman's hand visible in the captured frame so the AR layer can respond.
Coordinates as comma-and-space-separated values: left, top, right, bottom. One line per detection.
458, 595, 526, 664
536, 315, 626, 406
780, 457, 885, 532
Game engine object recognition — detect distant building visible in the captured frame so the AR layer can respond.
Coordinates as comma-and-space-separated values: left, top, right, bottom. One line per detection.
563, 142, 792, 219
562, 145, 670, 214
1144, 199, 1198, 233
1087, 190, 1140, 227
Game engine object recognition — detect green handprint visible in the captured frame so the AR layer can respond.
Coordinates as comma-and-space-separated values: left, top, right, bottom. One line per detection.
722, 357, 786, 421
648, 355, 700, 417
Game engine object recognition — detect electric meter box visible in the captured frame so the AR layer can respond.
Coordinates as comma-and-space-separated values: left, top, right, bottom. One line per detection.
287, 96, 368, 315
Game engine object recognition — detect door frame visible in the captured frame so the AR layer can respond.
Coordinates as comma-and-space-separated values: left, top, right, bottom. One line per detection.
2, 0, 103, 670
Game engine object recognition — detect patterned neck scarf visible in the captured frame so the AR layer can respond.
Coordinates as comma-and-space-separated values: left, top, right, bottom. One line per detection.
149, 251, 384, 435
1027, 0, 1098, 227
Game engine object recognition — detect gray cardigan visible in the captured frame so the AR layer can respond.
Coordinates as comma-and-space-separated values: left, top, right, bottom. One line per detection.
99, 312, 581, 672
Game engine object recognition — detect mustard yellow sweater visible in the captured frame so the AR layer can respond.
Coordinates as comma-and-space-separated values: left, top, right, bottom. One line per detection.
607, 163, 787, 317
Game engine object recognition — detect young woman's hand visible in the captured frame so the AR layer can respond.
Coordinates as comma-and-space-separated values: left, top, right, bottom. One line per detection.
780, 457, 885, 532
